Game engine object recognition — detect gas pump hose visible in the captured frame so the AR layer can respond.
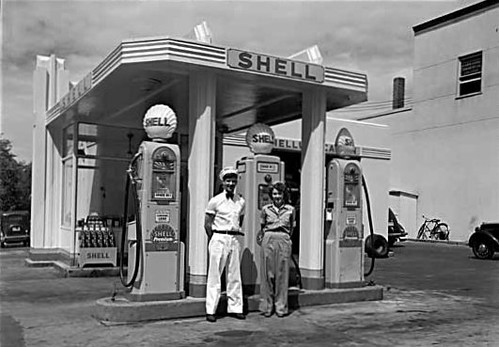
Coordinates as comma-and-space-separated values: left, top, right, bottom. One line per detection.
362, 175, 376, 277
119, 154, 143, 288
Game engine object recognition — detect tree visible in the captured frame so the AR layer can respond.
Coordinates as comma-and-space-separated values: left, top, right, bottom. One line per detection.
0, 138, 31, 211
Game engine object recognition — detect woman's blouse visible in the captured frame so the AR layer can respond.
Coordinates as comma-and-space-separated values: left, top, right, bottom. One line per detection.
260, 203, 296, 235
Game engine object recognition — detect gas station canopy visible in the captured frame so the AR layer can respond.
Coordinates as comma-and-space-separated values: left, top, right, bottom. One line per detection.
46, 37, 367, 133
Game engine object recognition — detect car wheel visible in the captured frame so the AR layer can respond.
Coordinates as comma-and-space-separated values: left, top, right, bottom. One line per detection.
436, 223, 450, 240
472, 241, 494, 259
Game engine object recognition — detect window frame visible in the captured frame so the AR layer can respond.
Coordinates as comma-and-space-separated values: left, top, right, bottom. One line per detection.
457, 51, 483, 98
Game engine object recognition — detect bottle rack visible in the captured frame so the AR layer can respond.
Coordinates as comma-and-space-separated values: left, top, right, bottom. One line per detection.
77, 218, 117, 267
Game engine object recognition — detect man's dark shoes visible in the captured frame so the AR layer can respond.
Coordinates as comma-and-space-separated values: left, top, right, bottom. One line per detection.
229, 313, 246, 320
206, 314, 217, 323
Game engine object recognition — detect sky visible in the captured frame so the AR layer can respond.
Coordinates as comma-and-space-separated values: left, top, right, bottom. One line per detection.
1, 0, 476, 162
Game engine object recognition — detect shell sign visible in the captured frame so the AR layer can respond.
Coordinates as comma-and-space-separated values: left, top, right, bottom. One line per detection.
334, 127, 356, 158
143, 104, 177, 141
245, 123, 275, 154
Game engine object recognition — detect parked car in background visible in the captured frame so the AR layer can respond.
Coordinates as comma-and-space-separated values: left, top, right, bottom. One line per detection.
0, 211, 30, 247
388, 208, 408, 247
468, 222, 499, 259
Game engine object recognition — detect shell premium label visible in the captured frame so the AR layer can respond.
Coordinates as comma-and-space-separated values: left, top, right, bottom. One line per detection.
147, 224, 178, 252
150, 224, 176, 243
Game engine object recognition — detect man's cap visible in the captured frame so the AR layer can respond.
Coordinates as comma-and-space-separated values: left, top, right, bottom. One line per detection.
219, 167, 238, 181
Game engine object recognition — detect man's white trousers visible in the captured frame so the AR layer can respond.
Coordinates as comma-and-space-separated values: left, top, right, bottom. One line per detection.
206, 233, 243, 315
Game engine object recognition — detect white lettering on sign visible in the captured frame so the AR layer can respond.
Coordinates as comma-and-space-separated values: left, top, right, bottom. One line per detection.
60, 73, 92, 110
155, 210, 170, 223
227, 49, 325, 83
154, 190, 173, 199
257, 162, 279, 173
346, 216, 357, 225
86, 252, 111, 259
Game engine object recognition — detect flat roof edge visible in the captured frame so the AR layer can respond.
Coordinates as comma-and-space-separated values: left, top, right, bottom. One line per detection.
413, 0, 499, 34
45, 37, 368, 121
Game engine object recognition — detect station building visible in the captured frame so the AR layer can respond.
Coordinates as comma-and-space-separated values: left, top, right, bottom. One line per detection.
29, 29, 385, 298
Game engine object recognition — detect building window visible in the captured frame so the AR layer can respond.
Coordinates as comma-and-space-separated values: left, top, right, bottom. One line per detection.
458, 51, 482, 97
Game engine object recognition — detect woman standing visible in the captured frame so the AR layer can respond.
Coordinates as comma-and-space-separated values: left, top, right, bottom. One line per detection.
257, 181, 296, 317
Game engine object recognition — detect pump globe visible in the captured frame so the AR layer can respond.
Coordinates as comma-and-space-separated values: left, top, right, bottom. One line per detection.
245, 123, 275, 154
143, 104, 177, 141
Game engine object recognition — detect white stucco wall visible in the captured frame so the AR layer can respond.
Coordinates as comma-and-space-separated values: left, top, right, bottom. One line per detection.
368, 4, 499, 241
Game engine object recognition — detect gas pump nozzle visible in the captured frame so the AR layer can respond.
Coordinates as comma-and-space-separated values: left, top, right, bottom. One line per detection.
127, 153, 142, 183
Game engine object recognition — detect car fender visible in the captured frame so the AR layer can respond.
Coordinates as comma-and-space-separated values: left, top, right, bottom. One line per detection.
469, 231, 499, 251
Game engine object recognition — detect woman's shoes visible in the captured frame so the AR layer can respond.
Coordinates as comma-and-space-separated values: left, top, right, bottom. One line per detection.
261, 311, 287, 317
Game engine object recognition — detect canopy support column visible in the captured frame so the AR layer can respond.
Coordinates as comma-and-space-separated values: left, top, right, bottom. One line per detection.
299, 88, 327, 290
187, 71, 217, 297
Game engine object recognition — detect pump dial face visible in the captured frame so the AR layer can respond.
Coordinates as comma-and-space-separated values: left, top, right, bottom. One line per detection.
152, 148, 175, 171
343, 163, 360, 208
151, 147, 177, 201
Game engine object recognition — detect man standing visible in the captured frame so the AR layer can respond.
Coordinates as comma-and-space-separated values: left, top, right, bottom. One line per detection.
204, 167, 246, 322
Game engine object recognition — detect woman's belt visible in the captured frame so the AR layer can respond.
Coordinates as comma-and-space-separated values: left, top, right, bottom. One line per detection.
265, 230, 290, 234
264, 226, 290, 234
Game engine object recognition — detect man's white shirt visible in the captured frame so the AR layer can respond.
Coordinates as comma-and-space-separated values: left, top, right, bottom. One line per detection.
205, 192, 245, 232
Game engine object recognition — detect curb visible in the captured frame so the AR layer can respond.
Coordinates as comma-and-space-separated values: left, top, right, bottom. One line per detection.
24, 258, 55, 268
406, 239, 468, 246
94, 285, 384, 323
25, 258, 120, 277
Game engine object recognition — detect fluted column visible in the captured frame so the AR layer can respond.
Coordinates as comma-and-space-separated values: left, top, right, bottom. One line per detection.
187, 71, 216, 297
299, 87, 327, 290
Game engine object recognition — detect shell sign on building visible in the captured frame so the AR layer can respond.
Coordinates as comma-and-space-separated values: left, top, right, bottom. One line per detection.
245, 123, 275, 154
143, 104, 178, 141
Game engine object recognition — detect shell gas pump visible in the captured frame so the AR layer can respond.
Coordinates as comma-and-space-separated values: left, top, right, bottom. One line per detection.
119, 104, 185, 301
325, 128, 366, 288
236, 124, 284, 294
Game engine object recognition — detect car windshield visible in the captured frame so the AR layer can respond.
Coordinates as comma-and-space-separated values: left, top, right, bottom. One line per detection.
388, 209, 396, 221
6, 216, 25, 223
482, 224, 499, 231
2, 214, 29, 227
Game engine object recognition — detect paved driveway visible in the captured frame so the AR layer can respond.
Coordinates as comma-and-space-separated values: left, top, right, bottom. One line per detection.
1, 242, 498, 346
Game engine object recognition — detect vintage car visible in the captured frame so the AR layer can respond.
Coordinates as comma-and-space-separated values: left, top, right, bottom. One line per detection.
388, 208, 408, 247
468, 222, 499, 259
0, 210, 30, 247
365, 208, 406, 258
